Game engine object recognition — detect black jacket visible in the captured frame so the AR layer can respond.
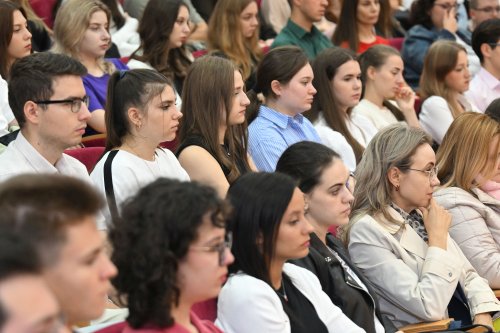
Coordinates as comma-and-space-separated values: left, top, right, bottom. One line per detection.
291, 233, 398, 333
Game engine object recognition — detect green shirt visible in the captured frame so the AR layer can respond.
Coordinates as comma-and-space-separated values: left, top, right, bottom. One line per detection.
271, 19, 333, 59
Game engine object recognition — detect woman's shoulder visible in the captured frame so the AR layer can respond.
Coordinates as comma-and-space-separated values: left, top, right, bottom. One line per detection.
421, 95, 449, 112
434, 186, 486, 209
220, 272, 276, 302
107, 58, 129, 70
127, 58, 153, 70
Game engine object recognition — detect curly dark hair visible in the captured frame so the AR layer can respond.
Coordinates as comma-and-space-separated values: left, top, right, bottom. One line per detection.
109, 178, 229, 329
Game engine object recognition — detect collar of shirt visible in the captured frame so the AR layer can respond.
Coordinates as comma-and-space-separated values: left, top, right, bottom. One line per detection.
478, 67, 500, 90
285, 18, 320, 40
259, 105, 304, 129
14, 131, 66, 173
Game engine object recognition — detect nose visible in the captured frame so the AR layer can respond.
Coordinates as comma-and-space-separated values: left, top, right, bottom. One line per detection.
101, 28, 110, 41
344, 186, 355, 203
79, 103, 92, 121
173, 105, 183, 119
241, 91, 250, 106
310, 83, 317, 95
184, 21, 191, 33
302, 218, 315, 234
354, 78, 362, 90
25, 27, 32, 40
223, 247, 235, 266
430, 173, 440, 187
101, 255, 118, 280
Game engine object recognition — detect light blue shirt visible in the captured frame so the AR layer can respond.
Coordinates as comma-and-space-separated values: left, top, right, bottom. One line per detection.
248, 105, 321, 172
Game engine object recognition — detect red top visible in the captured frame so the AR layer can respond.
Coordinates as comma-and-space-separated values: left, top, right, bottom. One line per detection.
340, 36, 390, 54
96, 311, 223, 333
29, 0, 57, 28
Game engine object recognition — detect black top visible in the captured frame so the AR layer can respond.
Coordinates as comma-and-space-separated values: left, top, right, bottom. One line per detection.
290, 233, 398, 333
176, 134, 250, 179
277, 274, 328, 333
28, 20, 52, 52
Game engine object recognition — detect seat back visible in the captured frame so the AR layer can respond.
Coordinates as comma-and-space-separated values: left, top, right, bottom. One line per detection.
65, 147, 105, 173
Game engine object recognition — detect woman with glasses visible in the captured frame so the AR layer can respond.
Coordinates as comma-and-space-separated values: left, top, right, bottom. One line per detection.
343, 123, 500, 328
401, 0, 479, 89
90, 69, 188, 223
102, 178, 233, 333
434, 113, 500, 289
217, 172, 364, 333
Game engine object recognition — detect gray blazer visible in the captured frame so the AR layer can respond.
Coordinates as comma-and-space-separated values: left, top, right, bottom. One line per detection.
435, 187, 500, 289
348, 206, 500, 328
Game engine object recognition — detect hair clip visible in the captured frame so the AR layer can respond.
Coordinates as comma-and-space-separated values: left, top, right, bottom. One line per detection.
119, 70, 128, 80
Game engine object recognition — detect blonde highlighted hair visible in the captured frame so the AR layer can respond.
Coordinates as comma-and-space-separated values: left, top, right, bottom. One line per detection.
342, 124, 432, 243
207, 0, 262, 81
52, 0, 115, 74
437, 112, 500, 192
419, 40, 467, 118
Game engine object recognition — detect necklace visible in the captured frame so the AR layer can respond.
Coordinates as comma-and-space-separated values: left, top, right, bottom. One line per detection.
276, 280, 288, 302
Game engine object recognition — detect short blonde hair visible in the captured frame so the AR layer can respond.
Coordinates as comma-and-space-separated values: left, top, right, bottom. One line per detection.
52, 0, 114, 74
437, 112, 500, 192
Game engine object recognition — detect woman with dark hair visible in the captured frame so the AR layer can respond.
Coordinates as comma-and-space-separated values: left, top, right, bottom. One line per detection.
375, 0, 406, 38
333, 0, 390, 54
419, 40, 477, 144
247, 46, 321, 172
276, 141, 397, 333
128, 0, 192, 96
208, 0, 262, 91
401, 0, 479, 89
353, 45, 419, 131
90, 69, 188, 222
217, 172, 364, 333
344, 124, 500, 328
177, 56, 254, 197
102, 178, 233, 333
306, 47, 377, 169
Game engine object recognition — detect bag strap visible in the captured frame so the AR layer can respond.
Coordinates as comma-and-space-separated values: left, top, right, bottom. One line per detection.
104, 150, 119, 220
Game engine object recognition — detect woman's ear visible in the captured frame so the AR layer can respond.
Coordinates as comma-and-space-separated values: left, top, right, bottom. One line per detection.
366, 65, 377, 81
127, 107, 143, 129
270, 80, 282, 97
387, 166, 400, 189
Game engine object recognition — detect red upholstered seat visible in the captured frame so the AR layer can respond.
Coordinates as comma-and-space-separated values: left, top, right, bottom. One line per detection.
64, 147, 105, 173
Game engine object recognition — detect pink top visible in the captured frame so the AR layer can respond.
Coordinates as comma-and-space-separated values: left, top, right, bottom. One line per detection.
480, 180, 500, 201
96, 311, 223, 333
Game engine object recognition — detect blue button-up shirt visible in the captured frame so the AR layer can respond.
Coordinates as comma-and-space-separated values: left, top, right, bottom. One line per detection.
248, 105, 321, 172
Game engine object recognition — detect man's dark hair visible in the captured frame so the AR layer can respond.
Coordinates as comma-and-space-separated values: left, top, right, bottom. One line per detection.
0, 174, 104, 266
485, 97, 500, 122
472, 18, 500, 63
8, 52, 87, 128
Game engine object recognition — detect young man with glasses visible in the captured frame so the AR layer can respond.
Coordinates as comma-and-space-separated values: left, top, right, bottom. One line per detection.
466, 18, 500, 111
469, 0, 500, 30
0, 53, 92, 182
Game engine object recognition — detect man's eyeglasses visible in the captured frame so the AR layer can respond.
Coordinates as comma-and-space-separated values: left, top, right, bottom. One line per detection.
473, 5, 500, 13
407, 166, 439, 181
191, 232, 232, 266
34, 96, 89, 113
434, 2, 460, 11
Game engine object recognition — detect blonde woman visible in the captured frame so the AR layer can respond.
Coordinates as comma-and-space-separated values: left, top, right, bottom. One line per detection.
53, 0, 128, 135
208, 0, 262, 90
345, 124, 500, 328
434, 113, 500, 288
419, 40, 478, 144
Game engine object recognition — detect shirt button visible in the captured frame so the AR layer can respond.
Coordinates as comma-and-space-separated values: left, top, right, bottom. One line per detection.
449, 272, 452, 277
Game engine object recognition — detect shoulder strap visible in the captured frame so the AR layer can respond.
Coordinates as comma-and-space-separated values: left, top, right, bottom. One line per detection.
104, 150, 119, 220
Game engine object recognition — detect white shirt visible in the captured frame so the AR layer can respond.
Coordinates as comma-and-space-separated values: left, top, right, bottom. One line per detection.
0, 76, 14, 136
420, 95, 479, 144
347, 113, 378, 148
466, 67, 500, 112
0, 132, 107, 230
90, 149, 189, 224
352, 99, 399, 131
109, 15, 140, 58
216, 263, 364, 333
314, 114, 357, 172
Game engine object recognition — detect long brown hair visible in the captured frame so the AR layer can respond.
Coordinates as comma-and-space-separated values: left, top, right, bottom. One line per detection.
179, 56, 250, 183
208, 0, 262, 81
0, 2, 28, 79
306, 47, 365, 163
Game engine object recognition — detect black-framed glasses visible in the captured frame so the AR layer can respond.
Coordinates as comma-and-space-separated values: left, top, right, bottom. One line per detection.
34, 96, 89, 113
407, 166, 439, 180
191, 232, 233, 266
434, 2, 460, 11
473, 5, 500, 13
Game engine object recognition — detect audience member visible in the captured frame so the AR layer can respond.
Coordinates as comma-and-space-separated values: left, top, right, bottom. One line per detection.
376, 0, 407, 38
468, 0, 500, 32
217, 172, 364, 333
466, 18, 500, 112
10, 0, 51, 52
0, 74, 15, 140
53, 0, 128, 135
0, 53, 92, 184
419, 40, 477, 144
345, 124, 500, 328
402, 0, 480, 89
271, 0, 333, 59
90, 69, 188, 222
261, 0, 291, 33
128, 0, 192, 98
100, 0, 140, 57
208, 0, 262, 91
0, 174, 118, 330
276, 141, 399, 333
0, 1, 32, 80
485, 97, 500, 122
306, 47, 377, 170
353, 45, 419, 131
0, 229, 65, 333
435, 113, 500, 288
333, 0, 390, 54
99, 178, 232, 333
177, 56, 253, 197
248, 46, 320, 172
